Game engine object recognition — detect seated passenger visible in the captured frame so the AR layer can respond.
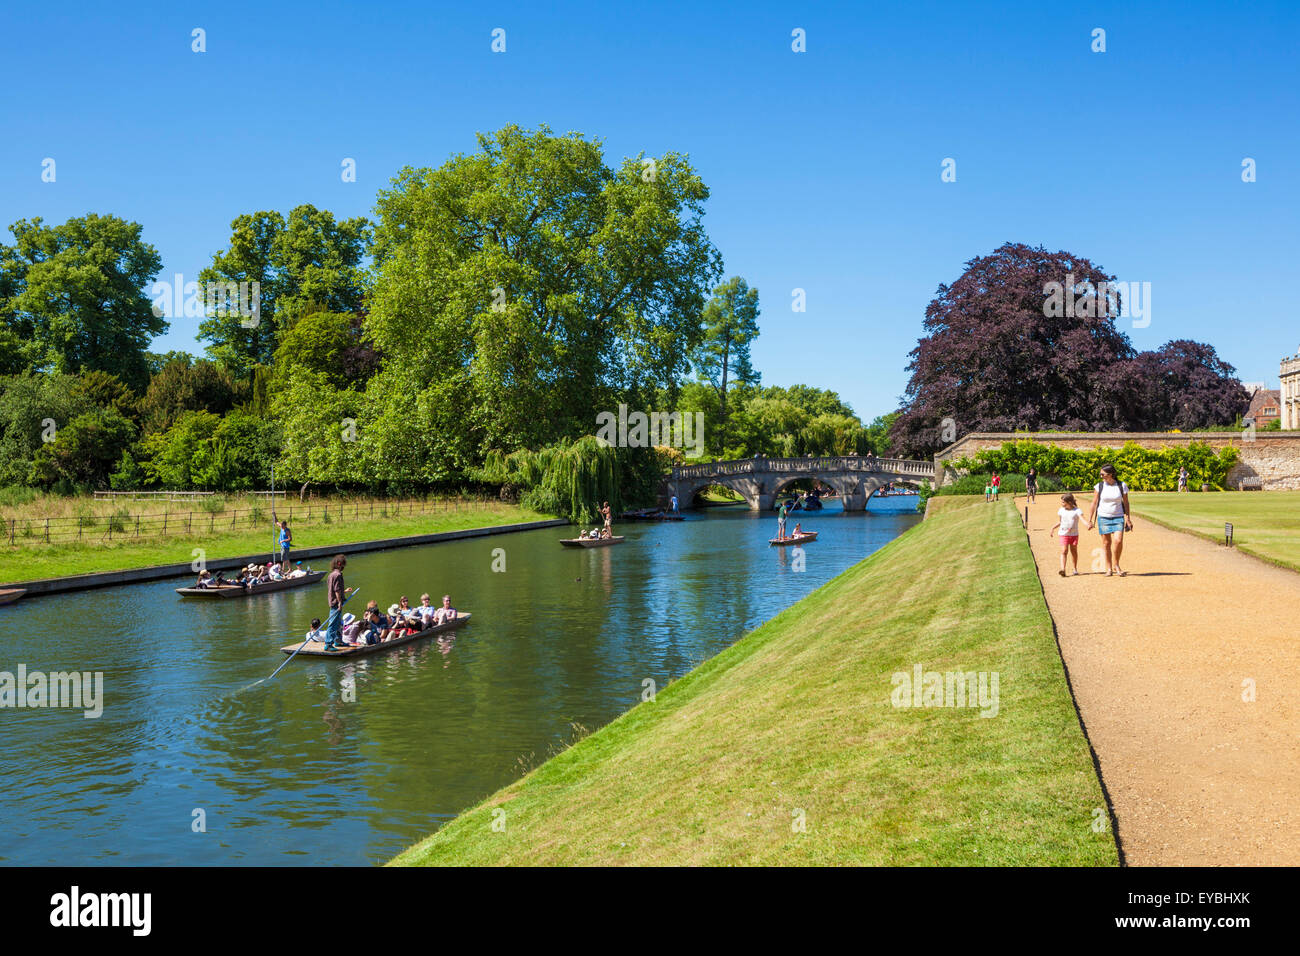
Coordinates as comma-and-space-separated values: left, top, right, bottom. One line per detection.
194, 570, 212, 589
433, 594, 459, 624
305, 618, 327, 643
340, 612, 362, 645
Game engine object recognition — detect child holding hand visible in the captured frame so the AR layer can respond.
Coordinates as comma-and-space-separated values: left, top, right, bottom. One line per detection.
1048, 493, 1091, 576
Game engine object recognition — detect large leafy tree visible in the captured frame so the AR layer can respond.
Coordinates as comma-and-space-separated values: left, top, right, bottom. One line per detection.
693, 276, 760, 455
198, 205, 371, 376
891, 243, 1137, 456
0, 215, 165, 389
366, 124, 722, 463
270, 310, 379, 391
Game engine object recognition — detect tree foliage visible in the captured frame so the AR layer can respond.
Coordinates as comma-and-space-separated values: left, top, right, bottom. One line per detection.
198, 205, 371, 376
366, 125, 722, 462
890, 243, 1249, 456
0, 214, 165, 389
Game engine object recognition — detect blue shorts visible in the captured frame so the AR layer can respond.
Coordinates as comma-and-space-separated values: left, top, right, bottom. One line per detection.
1098, 515, 1126, 535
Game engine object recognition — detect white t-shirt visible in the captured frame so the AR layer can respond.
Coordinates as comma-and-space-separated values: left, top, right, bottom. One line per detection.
1058, 507, 1083, 535
1094, 480, 1128, 518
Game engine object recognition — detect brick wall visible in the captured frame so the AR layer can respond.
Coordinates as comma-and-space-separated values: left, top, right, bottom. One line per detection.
933, 432, 1300, 491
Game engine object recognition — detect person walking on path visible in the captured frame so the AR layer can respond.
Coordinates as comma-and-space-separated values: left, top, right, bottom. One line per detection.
1088, 464, 1133, 576
1025, 468, 1038, 503
1048, 493, 1091, 576
991, 473, 1001, 501
323, 554, 355, 650
1177, 466, 1189, 493
984, 478, 993, 502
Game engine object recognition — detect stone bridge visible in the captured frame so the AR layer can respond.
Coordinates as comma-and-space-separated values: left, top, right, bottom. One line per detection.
662, 455, 934, 511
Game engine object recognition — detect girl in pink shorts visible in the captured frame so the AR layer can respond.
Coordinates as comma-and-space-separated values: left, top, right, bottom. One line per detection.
1048, 493, 1091, 576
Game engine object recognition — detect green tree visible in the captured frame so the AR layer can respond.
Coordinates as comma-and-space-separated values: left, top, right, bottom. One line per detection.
366, 124, 722, 463
139, 356, 241, 434
1, 215, 165, 389
198, 206, 371, 377
0, 372, 93, 485
270, 310, 378, 391
32, 406, 138, 488
693, 276, 760, 456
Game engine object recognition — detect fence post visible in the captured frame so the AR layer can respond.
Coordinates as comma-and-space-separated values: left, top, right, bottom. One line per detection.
163, 510, 168, 534
136, 515, 140, 537
9, 518, 13, 545
187, 512, 192, 533
210, 514, 214, 533
44, 518, 49, 543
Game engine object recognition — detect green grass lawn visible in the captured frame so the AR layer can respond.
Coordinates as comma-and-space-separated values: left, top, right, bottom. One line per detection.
1128, 491, 1300, 572
0, 502, 548, 584
391, 496, 1117, 866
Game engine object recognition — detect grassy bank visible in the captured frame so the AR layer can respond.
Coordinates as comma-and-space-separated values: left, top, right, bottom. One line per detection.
0, 499, 547, 584
391, 495, 1116, 866
1128, 491, 1300, 572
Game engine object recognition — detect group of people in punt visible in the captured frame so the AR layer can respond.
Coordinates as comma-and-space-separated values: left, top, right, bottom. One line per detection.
193, 561, 310, 590
307, 592, 458, 648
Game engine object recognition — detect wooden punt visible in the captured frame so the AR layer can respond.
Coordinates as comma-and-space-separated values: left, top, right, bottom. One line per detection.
176, 570, 324, 598
560, 535, 626, 548
281, 613, 472, 658
620, 509, 684, 521
0, 588, 27, 606
769, 531, 818, 546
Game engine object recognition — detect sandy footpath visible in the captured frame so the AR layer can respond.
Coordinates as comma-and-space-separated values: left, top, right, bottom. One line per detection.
1017, 494, 1300, 866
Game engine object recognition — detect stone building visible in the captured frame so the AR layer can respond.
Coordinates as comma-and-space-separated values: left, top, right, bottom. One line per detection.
1282, 351, 1300, 431
1245, 388, 1281, 428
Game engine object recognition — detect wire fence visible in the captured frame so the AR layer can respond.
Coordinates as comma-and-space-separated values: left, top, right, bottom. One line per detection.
3, 495, 499, 547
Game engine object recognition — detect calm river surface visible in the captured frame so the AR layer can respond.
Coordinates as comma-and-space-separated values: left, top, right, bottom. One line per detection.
1, 497, 920, 865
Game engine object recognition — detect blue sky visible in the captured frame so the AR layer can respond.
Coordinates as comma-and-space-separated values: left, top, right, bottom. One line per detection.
2, 0, 1296, 418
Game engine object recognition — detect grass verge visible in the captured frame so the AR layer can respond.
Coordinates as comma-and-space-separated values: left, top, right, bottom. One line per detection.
390, 495, 1117, 866
1128, 491, 1300, 573
0, 501, 547, 583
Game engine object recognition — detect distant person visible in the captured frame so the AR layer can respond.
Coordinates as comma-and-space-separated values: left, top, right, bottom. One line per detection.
1177, 466, 1189, 493
777, 500, 788, 539
991, 473, 1001, 501
670, 494, 679, 514
1048, 493, 1091, 576
1088, 464, 1132, 576
273, 513, 292, 565
601, 501, 612, 538
984, 478, 993, 503
1026, 468, 1038, 503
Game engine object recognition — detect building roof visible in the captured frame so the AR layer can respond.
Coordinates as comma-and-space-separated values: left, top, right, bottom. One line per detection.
1246, 388, 1281, 419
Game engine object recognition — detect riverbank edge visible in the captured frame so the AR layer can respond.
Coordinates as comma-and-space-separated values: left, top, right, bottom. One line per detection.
391, 495, 1117, 866
0, 518, 570, 596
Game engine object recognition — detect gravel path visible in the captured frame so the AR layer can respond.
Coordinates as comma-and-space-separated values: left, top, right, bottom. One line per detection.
1019, 494, 1300, 865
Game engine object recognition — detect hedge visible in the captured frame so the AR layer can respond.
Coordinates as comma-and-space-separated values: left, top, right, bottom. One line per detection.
946, 440, 1239, 491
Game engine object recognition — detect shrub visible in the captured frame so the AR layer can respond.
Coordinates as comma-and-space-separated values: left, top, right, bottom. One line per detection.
946, 440, 1237, 491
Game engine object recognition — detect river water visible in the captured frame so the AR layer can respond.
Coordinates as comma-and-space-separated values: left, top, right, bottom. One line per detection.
0, 497, 920, 865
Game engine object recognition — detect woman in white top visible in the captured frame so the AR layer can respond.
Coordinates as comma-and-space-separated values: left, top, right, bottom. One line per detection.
1087, 464, 1132, 576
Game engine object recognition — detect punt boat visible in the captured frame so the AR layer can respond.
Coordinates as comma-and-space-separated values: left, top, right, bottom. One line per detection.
769, 531, 818, 546
280, 613, 472, 658
176, 570, 324, 598
560, 535, 626, 548
0, 588, 27, 606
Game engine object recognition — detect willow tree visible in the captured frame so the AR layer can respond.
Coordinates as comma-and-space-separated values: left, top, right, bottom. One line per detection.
365, 125, 722, 466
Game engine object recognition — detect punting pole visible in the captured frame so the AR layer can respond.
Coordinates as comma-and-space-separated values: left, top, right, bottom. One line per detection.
265, 585, 360, 681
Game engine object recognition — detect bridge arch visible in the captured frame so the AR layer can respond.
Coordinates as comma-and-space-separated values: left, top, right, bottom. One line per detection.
661, 456, 933, 512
